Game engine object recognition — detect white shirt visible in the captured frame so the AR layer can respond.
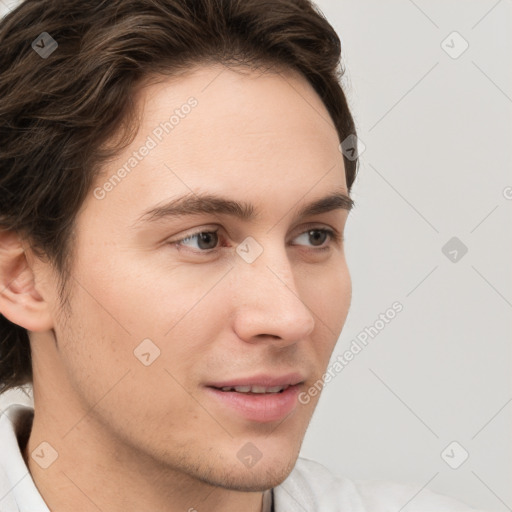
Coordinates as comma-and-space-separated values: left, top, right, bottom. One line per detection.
0, 403, 487, 512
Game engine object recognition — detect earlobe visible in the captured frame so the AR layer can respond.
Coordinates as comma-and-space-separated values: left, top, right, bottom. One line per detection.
0, 229, 54, 332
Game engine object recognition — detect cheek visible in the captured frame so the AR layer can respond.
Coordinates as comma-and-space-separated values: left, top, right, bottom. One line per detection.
80, 246, 226, 342
56, 287, 205, 437
58, 254, 221, 391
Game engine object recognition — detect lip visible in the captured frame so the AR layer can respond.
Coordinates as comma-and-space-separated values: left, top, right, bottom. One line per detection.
204, 383, 303, 423
205, 372, 305, 389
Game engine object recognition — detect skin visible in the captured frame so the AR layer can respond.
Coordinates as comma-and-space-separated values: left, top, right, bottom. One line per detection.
0, 63, 352, 512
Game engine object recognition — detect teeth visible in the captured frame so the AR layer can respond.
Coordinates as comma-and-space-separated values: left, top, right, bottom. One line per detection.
234, 386, 252, 393
267, 386, 286, 392
219, 385, 289, 393
249, 385, 267, 393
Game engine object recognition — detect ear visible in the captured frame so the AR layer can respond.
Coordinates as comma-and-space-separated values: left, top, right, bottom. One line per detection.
0, 229, 54, 332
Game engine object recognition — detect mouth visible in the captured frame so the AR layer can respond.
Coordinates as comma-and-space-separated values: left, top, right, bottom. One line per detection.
204, 374, 306, 423
205, 372, 305, 391
210, 384, 294, 394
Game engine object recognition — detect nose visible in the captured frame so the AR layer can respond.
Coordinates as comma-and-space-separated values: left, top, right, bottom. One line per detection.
231, 242, 316, 347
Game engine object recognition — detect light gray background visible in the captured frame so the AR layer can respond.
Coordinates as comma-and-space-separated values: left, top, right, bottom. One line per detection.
298, 1, 511, 511
1, 1, 511, 511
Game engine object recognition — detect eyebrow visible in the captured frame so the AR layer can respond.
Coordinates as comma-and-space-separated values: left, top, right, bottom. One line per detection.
132, 190, 354, 227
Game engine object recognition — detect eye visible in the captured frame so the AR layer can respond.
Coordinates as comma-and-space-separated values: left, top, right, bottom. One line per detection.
170, 226, 341, 254
174, 228, 221, 252
292, 228, 339, 251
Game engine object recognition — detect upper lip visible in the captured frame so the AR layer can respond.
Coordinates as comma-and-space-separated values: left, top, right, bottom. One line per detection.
206, 372, 305, 389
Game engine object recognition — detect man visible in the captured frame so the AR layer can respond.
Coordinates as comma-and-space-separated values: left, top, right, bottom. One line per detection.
0, 0, 487, 510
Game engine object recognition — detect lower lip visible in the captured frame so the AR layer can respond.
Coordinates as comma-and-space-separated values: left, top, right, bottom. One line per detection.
204, 384, 302, 423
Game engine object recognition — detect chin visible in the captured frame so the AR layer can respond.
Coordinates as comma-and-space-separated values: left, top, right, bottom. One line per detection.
194, 448, 300, 492
207, 462, 296, 492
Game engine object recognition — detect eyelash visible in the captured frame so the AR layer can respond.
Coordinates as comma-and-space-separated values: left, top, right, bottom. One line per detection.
170, 226, 341, 255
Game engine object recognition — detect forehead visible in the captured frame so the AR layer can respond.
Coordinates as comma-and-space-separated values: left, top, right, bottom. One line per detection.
135, 63, 341, 164
90, 63, 347, 223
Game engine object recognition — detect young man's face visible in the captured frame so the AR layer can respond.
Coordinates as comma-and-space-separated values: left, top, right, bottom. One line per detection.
29, 64, 352, 493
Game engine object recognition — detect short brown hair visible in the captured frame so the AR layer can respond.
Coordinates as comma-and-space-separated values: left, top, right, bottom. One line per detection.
0, 0, 358, 394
